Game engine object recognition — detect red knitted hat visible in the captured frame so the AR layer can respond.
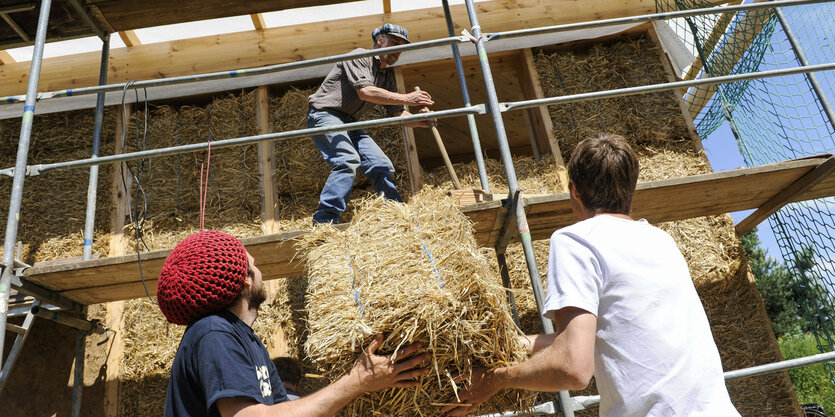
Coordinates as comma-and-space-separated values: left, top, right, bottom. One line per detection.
157, 230, 249, 325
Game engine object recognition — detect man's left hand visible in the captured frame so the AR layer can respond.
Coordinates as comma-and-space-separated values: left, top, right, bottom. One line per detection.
440, 368, 502, 416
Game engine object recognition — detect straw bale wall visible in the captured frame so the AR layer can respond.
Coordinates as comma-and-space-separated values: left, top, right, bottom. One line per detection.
0, 109, 116, 263
122, 90, 263, 250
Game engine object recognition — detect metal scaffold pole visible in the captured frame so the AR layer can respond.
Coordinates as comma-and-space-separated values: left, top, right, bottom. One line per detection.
461, 0, 573, 415
442, 0, 490, 191
0, 0, 53, 372
773, 6, 835, 131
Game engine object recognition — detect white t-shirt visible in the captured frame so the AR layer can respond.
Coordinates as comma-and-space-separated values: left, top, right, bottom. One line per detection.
543, 215, 740, 417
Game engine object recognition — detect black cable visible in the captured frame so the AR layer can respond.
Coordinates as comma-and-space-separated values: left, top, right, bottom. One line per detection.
120, 81, 156, 305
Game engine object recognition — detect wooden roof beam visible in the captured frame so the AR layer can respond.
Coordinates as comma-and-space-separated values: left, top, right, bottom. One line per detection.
0, 50, 14, 64
118, 30, 140, 47
0, 0, 730, 97
251, 13, 267, 31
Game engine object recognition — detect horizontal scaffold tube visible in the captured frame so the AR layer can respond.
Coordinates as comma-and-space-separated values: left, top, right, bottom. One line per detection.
0, 105, 484, 177
486, 0, 831, 41
481, 350, 835, 416
501, 62, 835, 111
0, 36, 466, 104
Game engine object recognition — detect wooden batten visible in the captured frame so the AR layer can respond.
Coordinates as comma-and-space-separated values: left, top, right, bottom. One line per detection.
394, 67, 424, 193
256, 86, 280, 234
103, 102, 132, 417
118, 31, 141, 47
644, 23, 708, 157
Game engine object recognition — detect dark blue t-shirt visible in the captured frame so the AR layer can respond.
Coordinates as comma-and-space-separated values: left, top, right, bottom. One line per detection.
164, 310, 288, 417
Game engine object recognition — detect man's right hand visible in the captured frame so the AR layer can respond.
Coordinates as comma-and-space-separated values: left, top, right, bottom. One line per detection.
348, 334, 430, 393
403, 90, 434, 106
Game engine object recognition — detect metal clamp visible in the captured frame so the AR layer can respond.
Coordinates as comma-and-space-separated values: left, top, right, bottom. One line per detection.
461, 29, 483, 43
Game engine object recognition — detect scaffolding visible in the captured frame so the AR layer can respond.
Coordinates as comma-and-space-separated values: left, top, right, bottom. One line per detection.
1, 0, 835, 415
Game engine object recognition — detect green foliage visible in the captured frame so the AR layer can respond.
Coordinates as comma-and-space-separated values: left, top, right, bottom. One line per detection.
779, 333, 835, 414
742, 229, 802, 335
742, 229, 835, 337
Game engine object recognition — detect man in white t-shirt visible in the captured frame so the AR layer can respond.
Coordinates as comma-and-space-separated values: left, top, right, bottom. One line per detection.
442, 133, 740, 416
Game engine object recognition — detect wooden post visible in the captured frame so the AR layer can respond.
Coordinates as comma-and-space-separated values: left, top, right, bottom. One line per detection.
255, 86, 279, 235
517, 48, 568, 192
394, 68, 423, 194
103, 102, 132, 417
645, 24, 708, 156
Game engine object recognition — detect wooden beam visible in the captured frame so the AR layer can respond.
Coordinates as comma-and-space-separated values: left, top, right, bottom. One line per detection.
0, 50, 15, 64
117, 30, 140, 47
251, 13, 267, 31
383, 0, 392, 14
685, 4, 772, 118
394, 67, 423, 194
735, 156, 835, 236
516, 47, 567, 191
103, 103, 132, 417
645, 23, 706, 156
463, 155, 835, 246
682, 0, 743, 81
108, 103, 133, 257
91, 0, 351, 32
0, 0, 730, 97
255, 86, 280, 234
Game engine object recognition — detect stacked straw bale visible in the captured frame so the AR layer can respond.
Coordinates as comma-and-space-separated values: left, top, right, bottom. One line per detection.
121, 90, 263, 251
0, 109, 115, 263
300, 190, 534, 416
270, 87, 409, 230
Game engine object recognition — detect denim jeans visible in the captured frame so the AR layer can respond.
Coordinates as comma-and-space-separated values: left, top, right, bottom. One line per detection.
308, 107, 402, 224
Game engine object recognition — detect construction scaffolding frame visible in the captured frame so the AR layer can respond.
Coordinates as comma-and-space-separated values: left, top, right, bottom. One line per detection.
1, 0, 834, 415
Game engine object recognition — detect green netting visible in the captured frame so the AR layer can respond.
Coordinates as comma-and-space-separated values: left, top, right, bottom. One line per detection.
657, 0, 835, 383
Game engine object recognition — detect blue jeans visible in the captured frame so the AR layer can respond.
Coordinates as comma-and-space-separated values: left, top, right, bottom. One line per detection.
308, 108, 402, 224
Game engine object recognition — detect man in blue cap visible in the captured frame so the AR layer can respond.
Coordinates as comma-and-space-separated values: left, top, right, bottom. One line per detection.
308, 23, 435, 224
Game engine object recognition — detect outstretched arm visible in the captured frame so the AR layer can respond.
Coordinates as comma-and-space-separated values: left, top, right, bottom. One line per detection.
218, 334, 429, 417
356, 86, 434, 107
442, 307, 596, 416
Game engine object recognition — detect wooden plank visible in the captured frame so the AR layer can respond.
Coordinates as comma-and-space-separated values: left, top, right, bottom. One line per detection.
89, 0, 352, 32
256, 86, 280, 234
0, 0, 730, 97
23, 230, 308, 304
517, 47, 568, 191
0, 50, 15, 64
682, 0, 743, 81
735, 156, 835, 236
645, 23, 707, 156
394, 67, 423, 193
103, 300, 124, 417
251, 14, 267, 31
685, 3, 772, 118
109, 103, 132, 257
117, 30, 140, 47
469, 156, 835, 245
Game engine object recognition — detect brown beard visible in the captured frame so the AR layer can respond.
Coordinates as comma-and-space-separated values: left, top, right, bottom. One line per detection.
249, 281, 267, 310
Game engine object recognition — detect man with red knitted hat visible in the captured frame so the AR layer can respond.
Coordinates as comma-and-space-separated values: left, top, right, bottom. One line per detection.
158, 230, 429, 417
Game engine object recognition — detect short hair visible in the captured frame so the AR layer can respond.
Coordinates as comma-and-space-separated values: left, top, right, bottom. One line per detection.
567, 133, 639, 215
273, 357, 302, 385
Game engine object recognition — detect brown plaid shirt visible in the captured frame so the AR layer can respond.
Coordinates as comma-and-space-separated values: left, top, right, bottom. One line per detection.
308, 48, 405, 120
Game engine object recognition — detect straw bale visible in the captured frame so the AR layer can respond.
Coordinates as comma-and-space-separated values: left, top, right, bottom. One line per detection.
121, 90, 262, 251
424, 155, 566, 196
0, 109, 116, 263
301, 190, 534, 416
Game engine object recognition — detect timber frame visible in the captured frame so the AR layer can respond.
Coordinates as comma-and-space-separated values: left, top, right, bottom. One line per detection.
2, 1, 835, 416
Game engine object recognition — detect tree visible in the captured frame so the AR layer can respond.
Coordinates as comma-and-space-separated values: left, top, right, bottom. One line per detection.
742, 228, 803, 336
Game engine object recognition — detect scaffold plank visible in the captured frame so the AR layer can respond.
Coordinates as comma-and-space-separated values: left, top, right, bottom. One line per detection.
20, 155, 834, 305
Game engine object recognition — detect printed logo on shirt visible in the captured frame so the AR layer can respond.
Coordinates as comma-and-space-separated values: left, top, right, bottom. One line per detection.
255, 365, 272, 398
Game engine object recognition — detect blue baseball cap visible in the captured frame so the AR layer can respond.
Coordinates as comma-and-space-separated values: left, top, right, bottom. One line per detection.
372, 23, 410, 44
